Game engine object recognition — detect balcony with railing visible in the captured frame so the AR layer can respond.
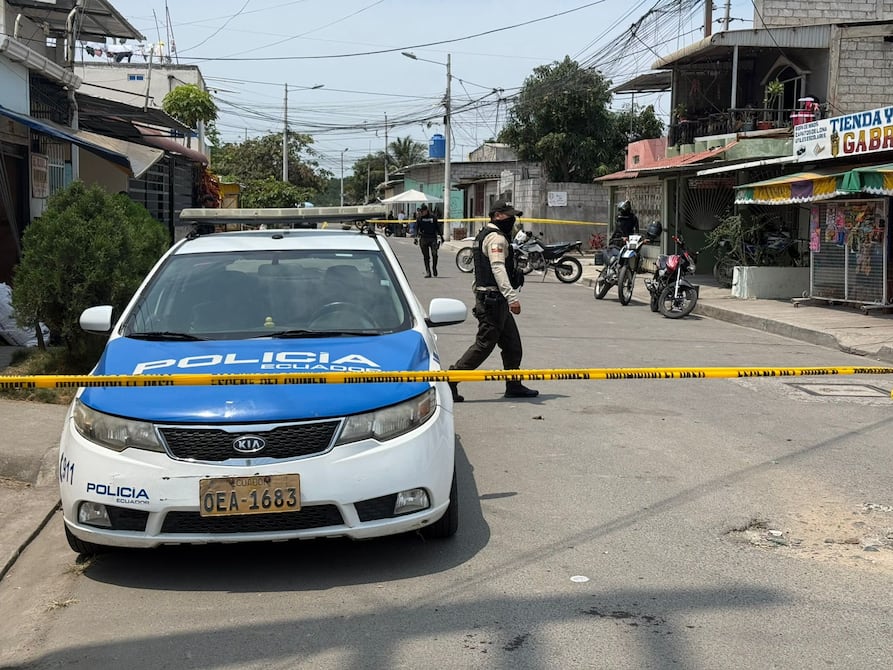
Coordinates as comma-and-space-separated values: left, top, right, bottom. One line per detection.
668, 104, 829, 148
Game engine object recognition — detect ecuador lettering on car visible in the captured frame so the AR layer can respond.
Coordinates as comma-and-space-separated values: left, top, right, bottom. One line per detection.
80, 332, 432, 422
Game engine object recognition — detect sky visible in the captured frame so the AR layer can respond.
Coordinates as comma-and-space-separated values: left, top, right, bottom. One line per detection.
101, 0, 756, 176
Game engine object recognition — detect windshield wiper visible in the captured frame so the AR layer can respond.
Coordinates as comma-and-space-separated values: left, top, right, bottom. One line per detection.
267, 329, 381, 338
128, 331, 206, 341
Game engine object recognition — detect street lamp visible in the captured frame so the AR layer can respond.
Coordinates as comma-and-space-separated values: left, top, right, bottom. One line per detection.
283, 83, 324, 184
340, 148, 349, 207
402, 51, 451, 236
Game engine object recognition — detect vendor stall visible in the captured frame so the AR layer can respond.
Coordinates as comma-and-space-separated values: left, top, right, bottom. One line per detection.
736, 167, 891, 307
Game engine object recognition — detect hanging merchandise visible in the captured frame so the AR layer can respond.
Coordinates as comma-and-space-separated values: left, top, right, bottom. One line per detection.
809, 206, 821, 252
810, 199, 888, 305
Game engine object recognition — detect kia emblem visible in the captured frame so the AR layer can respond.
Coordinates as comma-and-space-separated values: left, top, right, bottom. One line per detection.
232, 435, 266, 454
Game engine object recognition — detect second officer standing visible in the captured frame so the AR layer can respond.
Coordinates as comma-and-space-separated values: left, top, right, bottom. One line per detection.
414, 204, 444, 277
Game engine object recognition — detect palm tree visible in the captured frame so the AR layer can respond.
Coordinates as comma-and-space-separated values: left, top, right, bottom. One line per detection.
388, 136, 427, 169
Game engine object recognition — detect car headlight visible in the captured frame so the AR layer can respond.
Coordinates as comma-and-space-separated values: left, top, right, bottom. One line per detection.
73, 399, 165, 452
335, 388, 436, 445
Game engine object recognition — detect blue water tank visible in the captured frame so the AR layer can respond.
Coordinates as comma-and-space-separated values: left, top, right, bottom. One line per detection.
429, 134, 445, 159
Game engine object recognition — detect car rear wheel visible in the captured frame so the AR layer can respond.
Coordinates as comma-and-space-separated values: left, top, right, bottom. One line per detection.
421, 469, 458, 539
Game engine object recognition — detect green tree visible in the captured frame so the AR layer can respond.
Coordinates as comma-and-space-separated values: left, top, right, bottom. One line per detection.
388, 136, 426, 169
499, 57, 663, 181
12, 182, 168, 367
161, 84, 217, 148
346, 152, 388, 204
239, 178, 317, 208
212, 132, 328, 193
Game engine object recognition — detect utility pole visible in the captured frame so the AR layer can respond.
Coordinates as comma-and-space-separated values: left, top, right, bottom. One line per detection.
443, 53, 452, 232
340, 148, 349, 207
384, 113, 389, 185
282, 83, 288, 183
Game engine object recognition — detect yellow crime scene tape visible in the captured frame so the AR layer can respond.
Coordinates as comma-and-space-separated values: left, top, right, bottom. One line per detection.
2, 366, 893, 392
370, 217, 607, 227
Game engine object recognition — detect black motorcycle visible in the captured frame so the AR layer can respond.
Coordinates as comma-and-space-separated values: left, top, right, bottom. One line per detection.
515, 231, 583, 283
645, 234, 699, 318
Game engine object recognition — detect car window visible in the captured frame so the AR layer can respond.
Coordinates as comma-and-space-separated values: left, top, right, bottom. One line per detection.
123, 250, 409, 338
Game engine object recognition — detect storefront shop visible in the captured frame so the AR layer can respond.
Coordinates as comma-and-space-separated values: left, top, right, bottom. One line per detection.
735, 167, 891, 306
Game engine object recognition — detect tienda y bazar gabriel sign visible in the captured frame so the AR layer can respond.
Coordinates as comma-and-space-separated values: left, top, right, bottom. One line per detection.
794, 106, 893, 162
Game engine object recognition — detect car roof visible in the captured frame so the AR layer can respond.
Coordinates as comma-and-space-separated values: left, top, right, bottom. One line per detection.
172, 229, 384, 255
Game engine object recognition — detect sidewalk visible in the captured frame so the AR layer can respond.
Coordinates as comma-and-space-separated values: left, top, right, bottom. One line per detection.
2, 250, 893, 575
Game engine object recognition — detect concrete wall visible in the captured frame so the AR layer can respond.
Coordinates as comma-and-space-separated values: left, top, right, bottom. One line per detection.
732, 266, 810, 299
79, 151, 128, 194
0, 57, 28, 115
754, 0, 893, 27
828, 24, 893, 114
508, 178, 610, 247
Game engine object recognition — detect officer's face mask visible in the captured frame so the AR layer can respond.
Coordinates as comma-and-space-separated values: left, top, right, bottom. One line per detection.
493, 214, 515, 235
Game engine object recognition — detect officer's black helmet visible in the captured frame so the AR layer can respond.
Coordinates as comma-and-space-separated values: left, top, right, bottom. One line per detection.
617, 200, 632, 215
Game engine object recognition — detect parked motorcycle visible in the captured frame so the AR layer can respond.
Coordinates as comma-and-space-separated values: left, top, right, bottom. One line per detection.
594, 222, 662, 303
645, 234, 699, 318
455, 239, 474, 273
514, 231, 583, 283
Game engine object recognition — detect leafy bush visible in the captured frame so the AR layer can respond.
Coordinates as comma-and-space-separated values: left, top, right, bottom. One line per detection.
11, 182, 169, 369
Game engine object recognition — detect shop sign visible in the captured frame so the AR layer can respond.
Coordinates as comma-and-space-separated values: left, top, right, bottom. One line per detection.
547, 191, 567, 206
31, 153, 49, 198
794, 105, 893, 162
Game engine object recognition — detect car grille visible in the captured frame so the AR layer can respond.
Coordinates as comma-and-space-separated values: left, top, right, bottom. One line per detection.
159, 420, 341, 462
161, 505, 344, 534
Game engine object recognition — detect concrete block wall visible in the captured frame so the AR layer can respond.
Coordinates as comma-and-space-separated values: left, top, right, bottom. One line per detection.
509, 179, 610, 248
753, 0, 893, 27
832, 30, 893, 113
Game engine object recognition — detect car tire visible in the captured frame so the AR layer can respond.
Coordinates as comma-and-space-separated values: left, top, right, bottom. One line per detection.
421, 469, 458, 539
65, 525, 105, 556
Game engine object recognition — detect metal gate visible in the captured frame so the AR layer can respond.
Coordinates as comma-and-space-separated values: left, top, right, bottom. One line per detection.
809, 199, 889, 305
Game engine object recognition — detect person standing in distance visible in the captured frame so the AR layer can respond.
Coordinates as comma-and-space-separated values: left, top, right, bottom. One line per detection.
414, 203, 444, 277
448, 199, 538, 402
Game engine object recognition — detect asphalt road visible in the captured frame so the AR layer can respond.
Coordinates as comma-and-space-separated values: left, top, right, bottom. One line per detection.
1, 238, 891, 669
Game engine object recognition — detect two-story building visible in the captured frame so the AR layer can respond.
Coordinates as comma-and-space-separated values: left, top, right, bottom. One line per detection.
598, 1, 893, 304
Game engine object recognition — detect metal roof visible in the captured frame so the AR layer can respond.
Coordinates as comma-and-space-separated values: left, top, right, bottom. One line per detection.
5, 0, 143, 41
651, 25, 832, 69
76, 94, 191, 134
611, 71, 672, 95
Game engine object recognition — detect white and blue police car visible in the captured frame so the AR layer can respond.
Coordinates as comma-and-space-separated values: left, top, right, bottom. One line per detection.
59, 222, 466, 553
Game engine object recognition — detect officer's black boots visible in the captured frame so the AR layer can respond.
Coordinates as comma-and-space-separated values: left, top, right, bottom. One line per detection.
504, 381, 539, 398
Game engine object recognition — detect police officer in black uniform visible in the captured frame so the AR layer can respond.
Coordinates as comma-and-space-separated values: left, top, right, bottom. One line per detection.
448, 200, 538, 402
413, 204, 444, 277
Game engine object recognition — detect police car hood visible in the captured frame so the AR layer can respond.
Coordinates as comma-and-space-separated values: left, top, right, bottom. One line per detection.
80, 331, 433, 423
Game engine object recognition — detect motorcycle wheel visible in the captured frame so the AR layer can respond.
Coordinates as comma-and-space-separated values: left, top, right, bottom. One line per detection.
594, 265, 611, 299
658, 284, 698, 319
554, 256, 582, 283
713, 257, 736, 289
455, 246, 474, 273
618, 266, 635, 305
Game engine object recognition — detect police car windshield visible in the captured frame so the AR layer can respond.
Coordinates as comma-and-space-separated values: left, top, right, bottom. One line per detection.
122, 250, 409, 339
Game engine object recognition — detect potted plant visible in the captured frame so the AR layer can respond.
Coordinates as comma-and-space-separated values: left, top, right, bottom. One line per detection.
760, 79, 784, 127
673, 103, 687, 122
589, 230, 607, 264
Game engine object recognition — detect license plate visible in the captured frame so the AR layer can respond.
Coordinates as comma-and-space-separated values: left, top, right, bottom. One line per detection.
199, 474, 300, 517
